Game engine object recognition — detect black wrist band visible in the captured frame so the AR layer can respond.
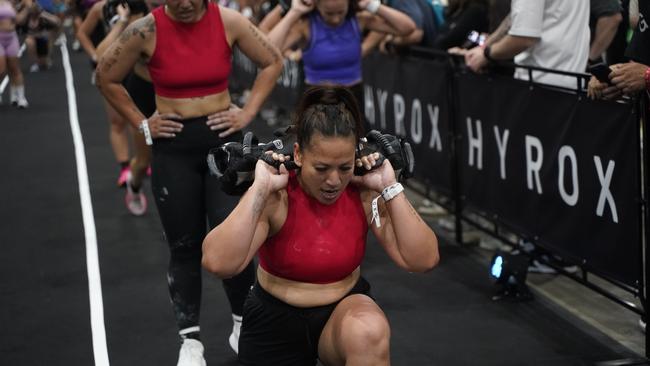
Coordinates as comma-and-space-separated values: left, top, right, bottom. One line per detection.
483, 45, 494, 62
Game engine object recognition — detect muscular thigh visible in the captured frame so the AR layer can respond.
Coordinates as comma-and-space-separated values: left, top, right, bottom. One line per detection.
318, 294, 388, 365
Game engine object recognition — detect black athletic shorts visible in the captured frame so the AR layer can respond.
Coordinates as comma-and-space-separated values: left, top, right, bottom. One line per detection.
238, 276, 372, 366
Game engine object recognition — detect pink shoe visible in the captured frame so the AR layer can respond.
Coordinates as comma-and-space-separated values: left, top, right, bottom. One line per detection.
146, 165, 152, 177
125, 175, 147, 216
117, 166, 130, 187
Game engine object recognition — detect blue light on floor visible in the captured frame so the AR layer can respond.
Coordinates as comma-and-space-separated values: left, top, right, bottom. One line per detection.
491, 256, 503, 278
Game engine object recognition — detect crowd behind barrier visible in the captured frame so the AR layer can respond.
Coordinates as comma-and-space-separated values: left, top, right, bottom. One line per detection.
231, 48, 647, 318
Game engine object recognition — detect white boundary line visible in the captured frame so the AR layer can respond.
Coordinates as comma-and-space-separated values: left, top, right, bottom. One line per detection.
59, 36, 111, 366
0, 43, 26, 94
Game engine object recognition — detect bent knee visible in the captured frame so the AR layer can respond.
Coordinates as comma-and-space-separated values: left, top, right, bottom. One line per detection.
341, 310, 390, 353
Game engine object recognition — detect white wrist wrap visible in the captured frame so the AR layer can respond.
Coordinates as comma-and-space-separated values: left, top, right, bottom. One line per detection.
371, 183, 404, 229
139, 119, 153, 146
381, 182, 403, 202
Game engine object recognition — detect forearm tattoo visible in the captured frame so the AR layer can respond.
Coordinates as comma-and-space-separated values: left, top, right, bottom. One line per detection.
251, 188, 267, 220
247, 23, 281, 66
407, 201, 426, 225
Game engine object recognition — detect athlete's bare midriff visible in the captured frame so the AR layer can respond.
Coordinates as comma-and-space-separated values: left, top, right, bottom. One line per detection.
155, 89, 231, 118
257, 265, 361, 308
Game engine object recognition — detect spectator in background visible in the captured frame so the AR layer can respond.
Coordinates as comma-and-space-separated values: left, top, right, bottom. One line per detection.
465, 0, 590, 89
362, 0, 438, 55
589, 0, 623, 66
433, 0, 488, 50
588, 0, 650, 100
384, 0, 438, 48
267, 0, 415, 112
607, 0, 635, 65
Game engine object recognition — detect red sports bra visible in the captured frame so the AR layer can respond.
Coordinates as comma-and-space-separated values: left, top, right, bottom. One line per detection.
148, 3, 231, 98
258, 172, 368, 284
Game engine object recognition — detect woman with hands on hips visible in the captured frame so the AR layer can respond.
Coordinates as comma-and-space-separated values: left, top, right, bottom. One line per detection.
202, 86, 439, 366
95, 0, 283, 364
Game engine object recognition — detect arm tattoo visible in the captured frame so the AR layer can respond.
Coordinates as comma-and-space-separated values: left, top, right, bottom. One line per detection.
247, 23, 281, 65
118, 16, 155, 44
100, 46, 121, 73
251, 189, 267, 219
407, 202, 426, 225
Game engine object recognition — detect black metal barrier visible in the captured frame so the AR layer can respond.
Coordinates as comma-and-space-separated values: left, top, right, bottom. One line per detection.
230, 49, 647, 354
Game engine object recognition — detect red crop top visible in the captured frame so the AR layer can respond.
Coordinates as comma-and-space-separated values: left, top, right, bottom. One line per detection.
258, 172, 368, 284
148, 3, 231, 98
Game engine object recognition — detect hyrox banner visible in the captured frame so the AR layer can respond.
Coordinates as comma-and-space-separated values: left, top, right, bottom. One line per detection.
363, 54, 640, 288
362, 53, 453, 195
456, 73, 639, 287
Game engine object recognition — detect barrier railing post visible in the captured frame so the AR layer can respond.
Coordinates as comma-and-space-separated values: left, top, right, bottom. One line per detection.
640, 95, 649, 357
448, 61, 464, 245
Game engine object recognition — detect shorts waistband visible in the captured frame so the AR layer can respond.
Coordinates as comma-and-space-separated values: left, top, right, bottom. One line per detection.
170, 116, 209, 124
252, 276, 371, 312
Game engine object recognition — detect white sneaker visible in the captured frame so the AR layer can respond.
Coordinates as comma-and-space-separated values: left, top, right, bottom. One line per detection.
229, 314, 242, 354
177, 339, 206, 366
29, 63, 40, 73
72, 39, 80, 51
16, 96, 28, 109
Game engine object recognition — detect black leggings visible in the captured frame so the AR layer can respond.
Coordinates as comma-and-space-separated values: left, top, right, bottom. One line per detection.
151, 117, 256, 331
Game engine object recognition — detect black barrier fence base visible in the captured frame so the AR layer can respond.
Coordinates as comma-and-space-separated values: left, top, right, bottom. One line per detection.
641, 93, 650, 358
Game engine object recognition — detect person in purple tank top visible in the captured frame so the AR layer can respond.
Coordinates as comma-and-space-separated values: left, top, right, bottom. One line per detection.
267, 0, 415, 110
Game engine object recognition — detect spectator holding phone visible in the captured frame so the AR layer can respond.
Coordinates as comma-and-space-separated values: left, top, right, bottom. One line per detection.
465, 0, 590, 89
587, 0, 650, 100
